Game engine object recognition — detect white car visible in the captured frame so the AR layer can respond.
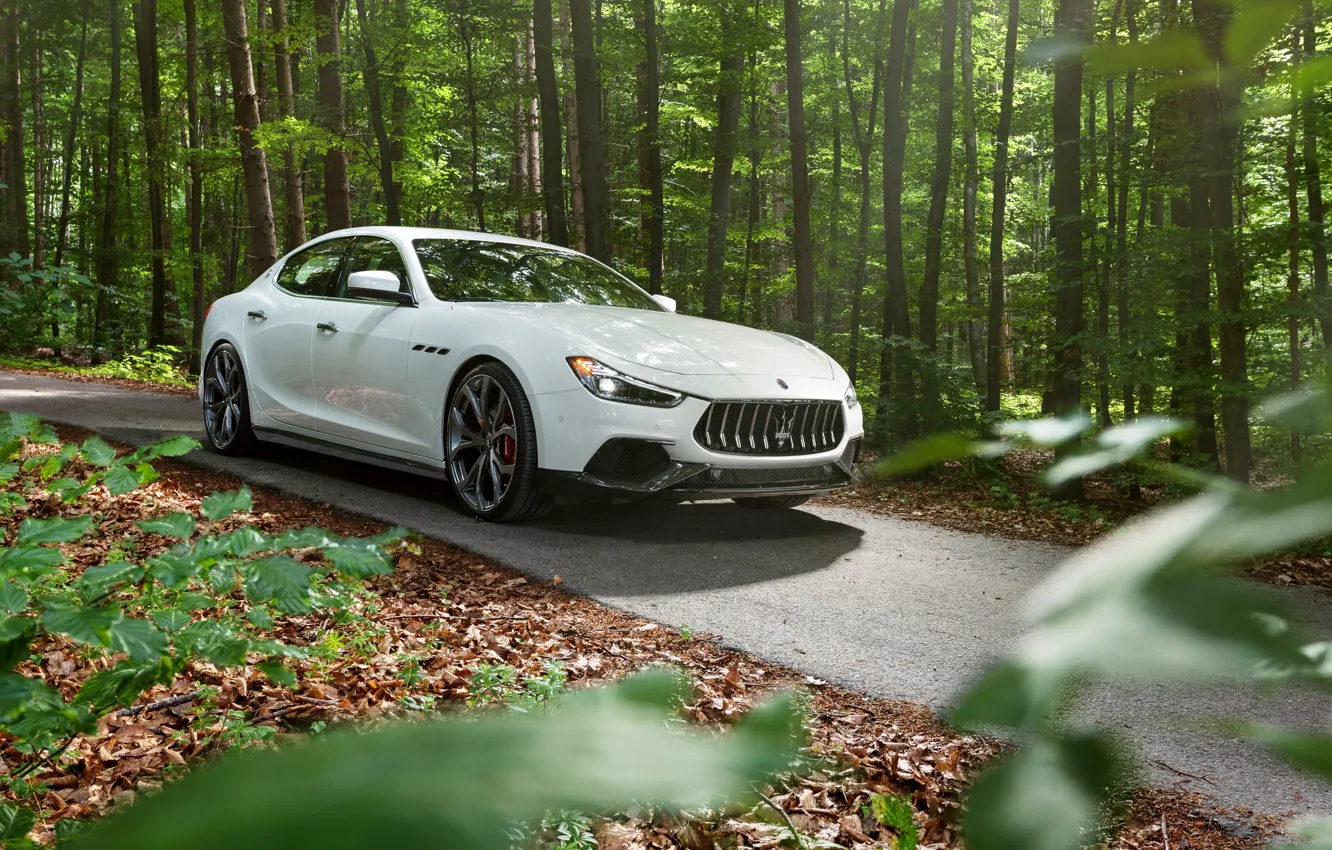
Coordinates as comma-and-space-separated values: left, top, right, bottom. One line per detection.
199, 227, 864, 521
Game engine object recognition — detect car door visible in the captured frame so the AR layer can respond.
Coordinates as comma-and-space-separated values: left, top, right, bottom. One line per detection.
244, 237, 352, 431
312, 236, 423, 454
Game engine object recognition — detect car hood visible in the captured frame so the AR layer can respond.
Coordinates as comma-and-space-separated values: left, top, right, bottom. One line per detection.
480, 303, 836, 379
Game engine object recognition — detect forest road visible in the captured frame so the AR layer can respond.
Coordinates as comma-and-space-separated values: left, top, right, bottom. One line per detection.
3, 369, 1331, 822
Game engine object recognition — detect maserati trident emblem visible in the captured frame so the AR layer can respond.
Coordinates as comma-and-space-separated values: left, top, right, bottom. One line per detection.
776, 378, 789, 390
774, 406, 795, 448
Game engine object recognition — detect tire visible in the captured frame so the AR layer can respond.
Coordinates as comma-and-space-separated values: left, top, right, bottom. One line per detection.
445, 361, 553, 522
201, 342, 257, 456
733, 494, 812, 510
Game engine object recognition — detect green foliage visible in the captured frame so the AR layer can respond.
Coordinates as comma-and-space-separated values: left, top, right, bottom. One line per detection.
76, 670, 802, 850
0, 418, 408, 840
868, 794, 919, 850
95, 347, 187, 385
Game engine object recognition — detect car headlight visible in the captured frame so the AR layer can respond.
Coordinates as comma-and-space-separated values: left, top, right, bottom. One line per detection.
568, 357, 685, 407
844, 383, 859, 409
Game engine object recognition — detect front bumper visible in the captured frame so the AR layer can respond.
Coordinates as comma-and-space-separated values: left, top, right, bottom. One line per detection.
531, 383, 865, 501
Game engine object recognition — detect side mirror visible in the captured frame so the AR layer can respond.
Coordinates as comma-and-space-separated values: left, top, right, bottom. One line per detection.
347, 270, 412, 305
651, 294, 677, 313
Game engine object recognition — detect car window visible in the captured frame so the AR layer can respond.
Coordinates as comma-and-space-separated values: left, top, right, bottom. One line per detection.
275, 238, 352, 298
338, 237, 411, 298
413, 240, 662, 310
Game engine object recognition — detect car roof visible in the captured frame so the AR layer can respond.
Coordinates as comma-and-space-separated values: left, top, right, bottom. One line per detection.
301, 226, 576, 254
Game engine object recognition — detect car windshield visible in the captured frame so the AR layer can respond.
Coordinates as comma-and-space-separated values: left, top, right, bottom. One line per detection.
413, 240, 662, 310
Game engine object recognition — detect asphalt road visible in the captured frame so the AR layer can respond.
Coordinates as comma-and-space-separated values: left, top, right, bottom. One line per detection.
3, 369, 1330, 821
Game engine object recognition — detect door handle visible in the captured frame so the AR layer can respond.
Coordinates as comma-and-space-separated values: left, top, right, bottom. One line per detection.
316, 322, 339, 333
247, 310, 267, 320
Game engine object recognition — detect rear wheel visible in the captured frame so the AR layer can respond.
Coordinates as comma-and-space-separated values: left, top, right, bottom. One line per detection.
201, 343, 257, 456
445, 361, 552, 522
733, 495, 812, 509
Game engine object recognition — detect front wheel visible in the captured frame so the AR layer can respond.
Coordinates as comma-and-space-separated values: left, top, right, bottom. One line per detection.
201, 343, 257, 455
445, 361, 553, 522
733, 495, 812, 510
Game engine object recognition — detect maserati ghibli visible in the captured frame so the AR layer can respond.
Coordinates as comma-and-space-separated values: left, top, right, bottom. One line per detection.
199, 228, 863, 521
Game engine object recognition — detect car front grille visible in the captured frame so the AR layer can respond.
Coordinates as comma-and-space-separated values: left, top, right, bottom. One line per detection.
694, 400, 845, 456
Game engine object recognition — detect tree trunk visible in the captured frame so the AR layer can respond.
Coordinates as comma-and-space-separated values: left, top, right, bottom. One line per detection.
134, 0, 181, 346
1287, 25, 1302, 460
315, 0, 351, 231
535, 0, 570, 246
742, 0, 763, 321
1117, 0, 1136, 418
704, 31, 744, 320
960, 0, 982, 389
570, 0, 611, 261
918, 0, 958, 411
272, 0, 306, 251
843, 0, 884, 387
461, 20, 485, 230
1193, 0, 1249, 483
1093, 76, 1112, 428
221, 0, 280, 281
30, 33, 43, 270
1302, 0, 1331, 344
3, 6, 28, 259
186, 0, 206, 374
640, 0, 664, 291
354, 0, 400, 225
390, 0, 408, 219
986, 0, 1018, 411
94, 0, 121, 355
877, 0, 913, 417
54, 9, 87, 269
1051, 0, 1089, 498
784, 0, 816, 340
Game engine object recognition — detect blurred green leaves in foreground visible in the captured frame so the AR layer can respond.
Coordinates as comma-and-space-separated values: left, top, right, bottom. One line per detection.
881, 375, 1332, 850
74, 670, 800, 850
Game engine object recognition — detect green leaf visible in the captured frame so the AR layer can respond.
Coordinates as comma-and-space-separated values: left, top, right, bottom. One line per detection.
964, 734, 1129, 850
325, 542, 394, 579
1296, 817, 1332, 850
143, 434, 200, 459
15, 514, 93, 546
1249, 725, 1332, 779
146, 549, 209, 588
246, 607, 274, 630
949, 662, 1070, 733
0, 546, 65, 575
43, 602, 120, 648
218, 526, 269, 557
77, 661, 173, 715
0, 492, 26, 515
201, 487, 253, 522
1225, 0, 1300, 66
995, 415, 1092, 447
80, 436, 117, 467
257, 660, 297, 688
877, 433, 984, 477
1044, 417, 1187, 486
76, 670, 802, 850
0, 617, 37, 671
78, 562, 144, 600
150, 608, 193, 633
244, 555, 313, 613
136, 512, 197, 541
1257, 385, 1332, 432
0, 462, 17, 486
1085, 30, 1210, 76
0, 438, 20, 463
108, 617, 168, 663
104, 463, 143, 497
0, 580, 29, 615
176, 621, 250, 667
0, 803, 36, 842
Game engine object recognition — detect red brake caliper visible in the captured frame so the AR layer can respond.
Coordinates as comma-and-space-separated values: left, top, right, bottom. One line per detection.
501, 409, 517, 465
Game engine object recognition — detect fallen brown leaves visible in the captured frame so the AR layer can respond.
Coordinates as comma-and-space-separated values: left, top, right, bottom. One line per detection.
0, 423, 1274, 850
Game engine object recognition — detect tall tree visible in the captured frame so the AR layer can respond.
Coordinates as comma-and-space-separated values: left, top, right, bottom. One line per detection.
272, 0, 306, 250
354, 0, 401, 225
315, 0, 351, 232
186, 0, 205, 374
1193, 0, 1250, 482
53, 8, 88, 269
843, 0, 885, 386
877, 0, 914, 416
959, 0, 982, 389
704, 13, 745, 320
985, 0, 1019, 411
221, 0, 280, 280
29, 31, 43, 269
1116, 0, 1137, 418
570, 0, 611, 261
918, 0, 959, 411
1286, 25, 1302, 460
1051, 0, 1089, 496
785, 0, 816, 340
133, 0, 180, 346
1, 4, 28, 259
637, 0, 664, 292
93, 0, 122, 355
535, 0, 569, 246
1302, 0, 1331, 344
